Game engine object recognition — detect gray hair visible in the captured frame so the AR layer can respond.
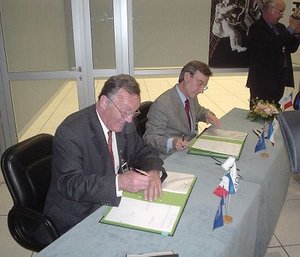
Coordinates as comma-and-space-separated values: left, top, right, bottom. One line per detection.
262, 0, 276, 12
98, 74, 140, 100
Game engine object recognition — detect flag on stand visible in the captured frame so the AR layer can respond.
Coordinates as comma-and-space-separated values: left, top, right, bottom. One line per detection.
255, 128, 266, 152
279, 92, 293, 110
225, 171, 238, 194
213, 184, 229, 198
266, 118, 279, 146
213, 196, 224, 230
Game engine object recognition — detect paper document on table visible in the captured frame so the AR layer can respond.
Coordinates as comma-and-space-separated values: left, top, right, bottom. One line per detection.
192, 138, 241, 157
188, 128, 247, 159
104, 197, 180, 234
100, 171, 196, 236
162, 171, 195, 194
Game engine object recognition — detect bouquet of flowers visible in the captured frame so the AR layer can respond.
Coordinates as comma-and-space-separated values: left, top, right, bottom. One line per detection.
247, 99, 281, 121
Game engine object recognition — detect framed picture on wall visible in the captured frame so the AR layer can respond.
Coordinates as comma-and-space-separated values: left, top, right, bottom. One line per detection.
209, 0, 263, 68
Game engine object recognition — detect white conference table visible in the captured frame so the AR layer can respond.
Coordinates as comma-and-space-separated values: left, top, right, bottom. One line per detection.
37, 108, 290, 257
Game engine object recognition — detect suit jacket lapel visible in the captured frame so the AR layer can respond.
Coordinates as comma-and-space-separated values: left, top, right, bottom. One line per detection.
87, 105, 115, 171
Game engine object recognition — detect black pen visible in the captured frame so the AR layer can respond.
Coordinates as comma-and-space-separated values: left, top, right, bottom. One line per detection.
211, 156, 222, 164
212, 156, 240, 171
252, 129, 261, 138
196, 127, 208, 138
181, 134, 185, 149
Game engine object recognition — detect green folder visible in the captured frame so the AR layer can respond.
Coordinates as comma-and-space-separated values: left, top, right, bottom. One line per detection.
188, 128, 248, 160
100, 171, 196, 236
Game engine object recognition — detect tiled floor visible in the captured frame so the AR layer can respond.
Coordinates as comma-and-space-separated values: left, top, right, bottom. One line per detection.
1, 75, 300, 257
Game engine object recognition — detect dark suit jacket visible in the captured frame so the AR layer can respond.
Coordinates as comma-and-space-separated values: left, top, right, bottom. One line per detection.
246, 17, 299, 104
44, 105, 164, 234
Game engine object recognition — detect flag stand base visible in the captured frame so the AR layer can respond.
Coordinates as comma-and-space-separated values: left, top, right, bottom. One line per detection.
261, 152, 269, 159
223, 215, 233, 224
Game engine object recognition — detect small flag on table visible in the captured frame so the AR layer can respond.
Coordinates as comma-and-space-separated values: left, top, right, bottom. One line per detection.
279, 92, 293, 110
225, 172, 236, 195
213, 185, 228, 198
255, 128, 266, 153
213, 196, 224, 230
266, 118, 279, 146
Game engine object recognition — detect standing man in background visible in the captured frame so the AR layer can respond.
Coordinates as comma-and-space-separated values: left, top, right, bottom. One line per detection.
246, 0, 300, 107
143, 60, 221, 158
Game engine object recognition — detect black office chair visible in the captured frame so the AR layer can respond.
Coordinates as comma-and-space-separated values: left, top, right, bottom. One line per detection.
1, 133, 59, 252
135, 101, 153, 137
277, 110, 300, 174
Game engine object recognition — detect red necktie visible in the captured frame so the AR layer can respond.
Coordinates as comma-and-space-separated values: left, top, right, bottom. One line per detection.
107, 131, 114, 168
185, 99, 191, 129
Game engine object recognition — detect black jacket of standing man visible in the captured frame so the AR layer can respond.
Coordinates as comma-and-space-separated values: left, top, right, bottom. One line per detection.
246, 0, 300, 107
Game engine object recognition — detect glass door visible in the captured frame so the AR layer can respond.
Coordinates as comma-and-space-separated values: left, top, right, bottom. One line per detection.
0, 0, 97, 145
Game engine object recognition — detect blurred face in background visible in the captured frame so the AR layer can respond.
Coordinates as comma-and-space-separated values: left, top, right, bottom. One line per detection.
268, 0, 285, 25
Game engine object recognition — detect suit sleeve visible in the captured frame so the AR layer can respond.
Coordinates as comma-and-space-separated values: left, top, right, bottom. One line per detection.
248, 21, 299, 52
122, 122, 164, 173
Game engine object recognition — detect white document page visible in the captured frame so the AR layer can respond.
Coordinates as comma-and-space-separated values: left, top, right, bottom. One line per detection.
192, 138, 241, 156
204, 128, 247, 141
162, 171, 195, 194
105, 197, 180, 233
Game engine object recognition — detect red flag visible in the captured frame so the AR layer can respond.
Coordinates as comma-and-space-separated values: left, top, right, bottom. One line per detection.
213, 185, 228, 198
279, 92, 293, 110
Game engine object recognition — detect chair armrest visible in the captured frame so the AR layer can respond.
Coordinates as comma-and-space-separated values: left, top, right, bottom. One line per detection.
9, 206, 60, 240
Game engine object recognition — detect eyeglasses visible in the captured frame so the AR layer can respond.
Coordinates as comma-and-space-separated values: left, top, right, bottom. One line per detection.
194, 77, 208, 91
272, 7, 284, 15
107, 97, 141, 119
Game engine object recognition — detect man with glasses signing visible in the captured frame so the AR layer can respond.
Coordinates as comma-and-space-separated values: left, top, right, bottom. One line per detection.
246, 0, 300, 108
143, 60, 221, 158
43, 74, 166, 238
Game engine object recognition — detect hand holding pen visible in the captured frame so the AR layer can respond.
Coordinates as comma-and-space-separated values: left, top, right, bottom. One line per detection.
118, 167, 162, 201
172, 134, 189, 151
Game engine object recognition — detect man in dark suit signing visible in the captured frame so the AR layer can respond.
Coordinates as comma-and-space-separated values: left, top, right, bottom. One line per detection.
43, 74, 165, 236
246, 0, 300, 107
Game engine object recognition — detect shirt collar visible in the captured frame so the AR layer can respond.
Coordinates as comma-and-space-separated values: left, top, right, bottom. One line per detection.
175, 84, 188, 105
96, 108, 110, 139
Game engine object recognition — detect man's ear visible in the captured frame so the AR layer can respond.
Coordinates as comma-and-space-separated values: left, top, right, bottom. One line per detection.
184, 72, 191, 81
99, 95, 109, 110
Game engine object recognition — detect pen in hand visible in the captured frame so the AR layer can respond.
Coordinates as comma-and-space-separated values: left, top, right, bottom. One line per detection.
181, 134, 185, 149
133, 168, 150, 177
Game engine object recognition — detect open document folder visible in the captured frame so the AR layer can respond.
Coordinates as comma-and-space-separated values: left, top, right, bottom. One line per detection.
100, 171, 196, 236
188, 128, 248, 159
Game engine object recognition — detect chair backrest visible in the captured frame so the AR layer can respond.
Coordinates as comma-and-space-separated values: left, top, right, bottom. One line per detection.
277, 111, 300, 174
1, 133, 53, 211
135, 101, 153, 137
1, 133, 58, 251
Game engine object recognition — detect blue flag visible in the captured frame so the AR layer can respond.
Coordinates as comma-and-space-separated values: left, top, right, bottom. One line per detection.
213, 197, 224, 230
225, 172, 235, 194
294, 91, 300, 110
266, 121, 273, 140
255, 128, 266, 153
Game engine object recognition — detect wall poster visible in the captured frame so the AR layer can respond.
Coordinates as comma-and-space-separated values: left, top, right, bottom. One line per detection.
209, 0, 263, 68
